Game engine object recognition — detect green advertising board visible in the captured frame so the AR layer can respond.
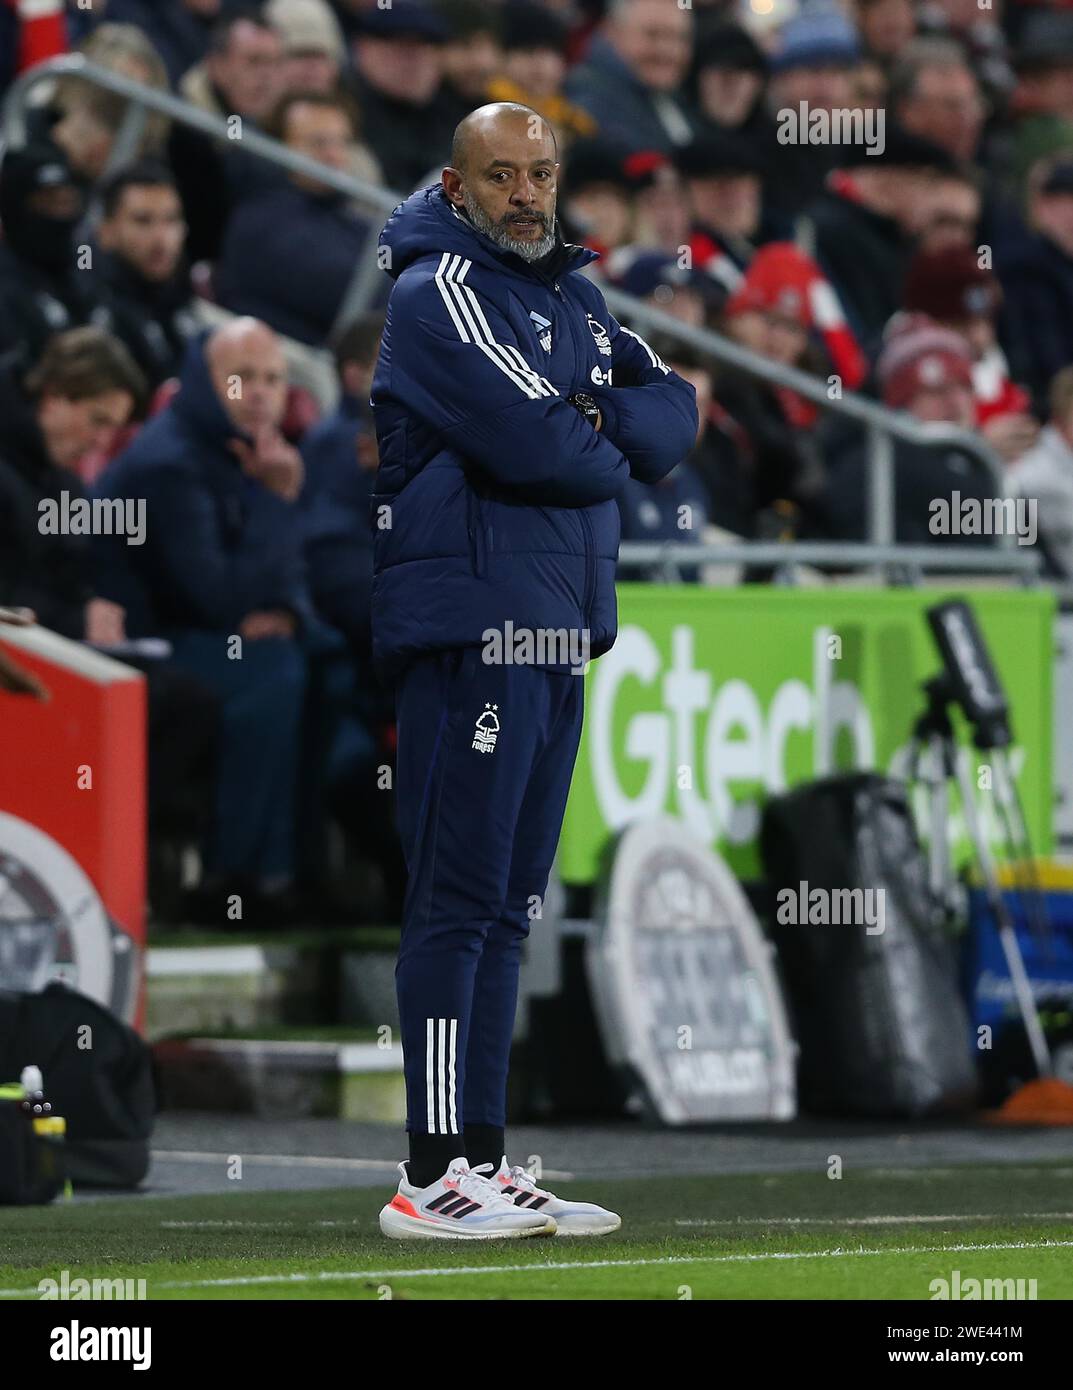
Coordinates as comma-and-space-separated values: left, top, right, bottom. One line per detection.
559, 585, 1055, 884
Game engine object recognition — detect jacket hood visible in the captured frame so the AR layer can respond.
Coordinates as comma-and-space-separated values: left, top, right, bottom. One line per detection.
378, 183, 599, 283
172, 332, 243, 445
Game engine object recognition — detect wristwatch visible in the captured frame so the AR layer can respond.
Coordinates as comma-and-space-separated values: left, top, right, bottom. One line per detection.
569, 391, 601, 427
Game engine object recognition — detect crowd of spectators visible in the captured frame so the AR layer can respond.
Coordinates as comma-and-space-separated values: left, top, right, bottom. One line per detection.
2, 0, 1072, 927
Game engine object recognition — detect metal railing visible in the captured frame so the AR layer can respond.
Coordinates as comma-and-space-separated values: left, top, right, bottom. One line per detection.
617, 540, 1042, 584
1, 54, 1028, 578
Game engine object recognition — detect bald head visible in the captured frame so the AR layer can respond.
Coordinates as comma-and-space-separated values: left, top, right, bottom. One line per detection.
444, 103, 559, 262
206, 317, 288, 434
450, 102, 557, 174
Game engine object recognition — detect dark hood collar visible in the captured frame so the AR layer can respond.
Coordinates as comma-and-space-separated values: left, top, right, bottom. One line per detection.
172, 332, 246, 447
98, 248, 193, 313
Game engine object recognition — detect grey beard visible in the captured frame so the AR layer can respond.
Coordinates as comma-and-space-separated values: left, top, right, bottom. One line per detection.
462, 191, 558, 263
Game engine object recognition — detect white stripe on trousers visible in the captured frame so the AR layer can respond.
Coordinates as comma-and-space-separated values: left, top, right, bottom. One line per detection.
425, 1017, 459, 1134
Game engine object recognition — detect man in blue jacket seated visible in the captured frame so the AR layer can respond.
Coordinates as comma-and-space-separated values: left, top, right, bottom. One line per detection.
372, 102, 698, 1239
94, 318, 321, 925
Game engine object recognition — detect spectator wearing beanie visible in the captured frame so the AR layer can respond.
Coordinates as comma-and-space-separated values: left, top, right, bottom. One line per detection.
348, 1, 457, 192
802, 127, 956, 353
728, 242, 867, 397
265, 0, 383, 187
691, 23, 770, 143
1008, 13, 1073, 191
437, 0, 505, 130
558, 140, 642, 259
891, 38, 1027, 256
762, 4, 863, 219
704, 249, 847, 534
265, 0, 348, 97
812, 316, 998, 545
900, 245, 1038, 463
486, 2, 598, 147
877, 317, 977, 419
0, 142, 119, 363
628, 149, 699, 256
604, 248, 729, 327
674, 132, 768, 287
564, 0, 697, 155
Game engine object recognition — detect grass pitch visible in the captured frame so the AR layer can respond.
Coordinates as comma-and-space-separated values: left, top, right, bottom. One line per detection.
1, 1162, 1071, 1300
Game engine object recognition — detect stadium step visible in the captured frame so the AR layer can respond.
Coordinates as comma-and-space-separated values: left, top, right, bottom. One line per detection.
145, 927, 401, 1040
153, 1028, 406, 1123
147, 931, 405, 1121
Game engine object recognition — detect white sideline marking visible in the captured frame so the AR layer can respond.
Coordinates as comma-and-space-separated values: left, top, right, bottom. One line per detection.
4, 1238, 1068, 1298
676, 1212, 1073, 1227
124, 1238, 1073, 1290
871, 1167, 1073, 1179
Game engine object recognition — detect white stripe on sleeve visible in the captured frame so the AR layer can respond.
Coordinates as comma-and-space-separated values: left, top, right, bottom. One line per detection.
619, 325, 670, 374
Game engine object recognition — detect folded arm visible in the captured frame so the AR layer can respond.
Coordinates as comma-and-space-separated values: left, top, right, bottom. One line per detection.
381, 265, 631, 507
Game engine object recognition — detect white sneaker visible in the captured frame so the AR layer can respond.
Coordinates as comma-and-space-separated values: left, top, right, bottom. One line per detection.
492, 1158, 622, 1236
379, 1156, 557, 1240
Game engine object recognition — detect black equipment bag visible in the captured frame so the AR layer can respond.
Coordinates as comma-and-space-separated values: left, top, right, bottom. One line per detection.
0, 983, 156, 1187
760, 772, 978, 1117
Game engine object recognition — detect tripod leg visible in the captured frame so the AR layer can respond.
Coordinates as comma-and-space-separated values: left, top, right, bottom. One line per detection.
992, 749, 1053, 947
955, 748, 1052, 1077
928, 735, 957, 912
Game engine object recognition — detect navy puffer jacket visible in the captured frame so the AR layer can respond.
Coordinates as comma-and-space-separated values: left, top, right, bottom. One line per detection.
370, 184, 698, 680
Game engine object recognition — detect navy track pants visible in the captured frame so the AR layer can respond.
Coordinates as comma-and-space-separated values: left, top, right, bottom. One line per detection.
394, 646, 584, 1134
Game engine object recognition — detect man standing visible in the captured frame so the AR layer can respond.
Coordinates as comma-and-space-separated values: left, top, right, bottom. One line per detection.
372, 102, 697, 1238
